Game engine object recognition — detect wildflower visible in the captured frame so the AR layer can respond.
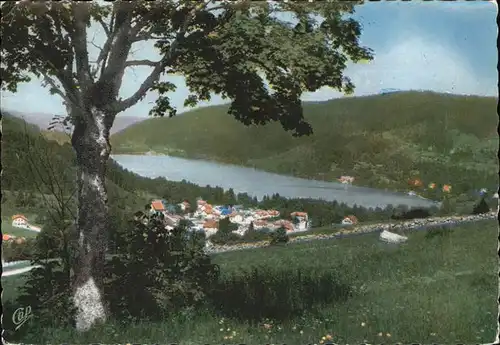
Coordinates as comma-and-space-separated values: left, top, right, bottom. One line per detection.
325, 334, 333, 340
322, 336, 327, 341
300, 330, 304, 335
292, 326, 297, 331
220, 328, 224, 332
226, 328, 231, 332
219, 318, 224, 325
361, 322, 366, 327
386, 333, 391, 337
263, 323, 272, 330
430, 333, 436, 336
223, 336, 228, 340
378, 332, 383, 337
232, 330, 237, 336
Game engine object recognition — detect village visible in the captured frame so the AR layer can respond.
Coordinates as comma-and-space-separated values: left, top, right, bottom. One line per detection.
143, 198, 361, 238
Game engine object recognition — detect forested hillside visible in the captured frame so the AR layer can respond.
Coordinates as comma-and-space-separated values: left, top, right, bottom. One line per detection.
111, 91, 498, 194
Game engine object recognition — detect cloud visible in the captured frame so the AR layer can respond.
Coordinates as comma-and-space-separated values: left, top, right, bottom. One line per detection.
303, 35, 497, 101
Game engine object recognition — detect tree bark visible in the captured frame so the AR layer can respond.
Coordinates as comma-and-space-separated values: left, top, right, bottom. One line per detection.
70, 106, 113, 332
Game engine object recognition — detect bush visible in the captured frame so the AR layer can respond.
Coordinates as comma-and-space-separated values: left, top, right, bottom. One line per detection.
209, 217, 241, 245
472, 198, 490, 215
391, 207, 432, 220
209, 265, 353, 321
15, 217, 78, 331
210, 231, 243, 245
241, 229, 270, 242
2, 238, 37, 262
270, 226, 289, 245
103, 212, 220, 321
16, 261, 76, 330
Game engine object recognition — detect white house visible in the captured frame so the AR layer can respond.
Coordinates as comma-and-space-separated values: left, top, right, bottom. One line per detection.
203, 220, 218, 238
11, 214, 41, 232
341, 215, 358, 226
11, 214, 28, 227
178, 201, 191, 212
229, 214, 244, 224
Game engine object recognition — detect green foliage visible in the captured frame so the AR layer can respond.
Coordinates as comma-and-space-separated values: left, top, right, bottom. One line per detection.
103, 213, 220, 321
16, 261, 77, 329
2, 1, 370, 137
472, 197, 490, 215
209, 265, 352, 322
210, 217, 242, 245
438, 196, 456, 216
241, 229, 270, 243
1, 238, 37, 262
270, 226, 289, 245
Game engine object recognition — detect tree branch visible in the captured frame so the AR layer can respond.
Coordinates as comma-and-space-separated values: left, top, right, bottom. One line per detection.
115, 2, 211, 113
41, 72, 75, 107
96, 17, 110, 36
71, 2, 93, 92
124, 59, 159, 68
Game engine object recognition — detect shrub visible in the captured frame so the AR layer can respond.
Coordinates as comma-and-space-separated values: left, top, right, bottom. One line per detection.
241, 229, 270, 242
2, 238, 37, 262
210, 231, 243, 245
270, 226, 289, 245
209, 265, 353, 321
103, 212, 220, 321
15, 218, 78, 331
472, 198, 490, 215
209, 217, 241, 245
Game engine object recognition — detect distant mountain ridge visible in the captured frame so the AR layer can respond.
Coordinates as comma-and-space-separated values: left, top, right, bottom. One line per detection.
2, 109, 146, 135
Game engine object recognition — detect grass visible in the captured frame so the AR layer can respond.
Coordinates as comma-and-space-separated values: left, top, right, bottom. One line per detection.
3, 219, 497, 344
110, 91, 498, 193
1, 221, 41, 238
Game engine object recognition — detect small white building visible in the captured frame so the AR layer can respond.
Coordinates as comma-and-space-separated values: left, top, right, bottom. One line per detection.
229, 214, 244, 224
11, 214, 41, 232
12, 214, 28, 227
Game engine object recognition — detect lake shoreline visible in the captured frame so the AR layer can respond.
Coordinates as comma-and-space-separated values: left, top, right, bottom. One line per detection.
111, 154, 441, 209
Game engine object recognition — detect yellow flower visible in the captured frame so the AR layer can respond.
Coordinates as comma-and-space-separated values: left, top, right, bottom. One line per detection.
322, 336, 327, 341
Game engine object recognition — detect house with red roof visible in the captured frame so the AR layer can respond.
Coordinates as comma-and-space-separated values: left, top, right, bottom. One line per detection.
150, 200, 166, 214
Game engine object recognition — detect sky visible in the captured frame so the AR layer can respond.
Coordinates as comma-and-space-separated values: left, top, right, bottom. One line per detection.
1, 0, 498, 118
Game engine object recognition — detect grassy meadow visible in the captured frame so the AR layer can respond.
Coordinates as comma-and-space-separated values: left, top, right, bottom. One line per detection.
3, 219, 497, 344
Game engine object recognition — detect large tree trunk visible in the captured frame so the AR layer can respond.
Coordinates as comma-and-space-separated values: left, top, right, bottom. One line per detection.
70, 107, 113, 332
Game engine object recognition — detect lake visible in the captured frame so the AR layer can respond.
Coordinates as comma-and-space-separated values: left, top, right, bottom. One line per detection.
111, 154, 440, 210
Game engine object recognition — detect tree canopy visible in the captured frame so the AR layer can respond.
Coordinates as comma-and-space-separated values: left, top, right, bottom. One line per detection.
1, 0, 373, 136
